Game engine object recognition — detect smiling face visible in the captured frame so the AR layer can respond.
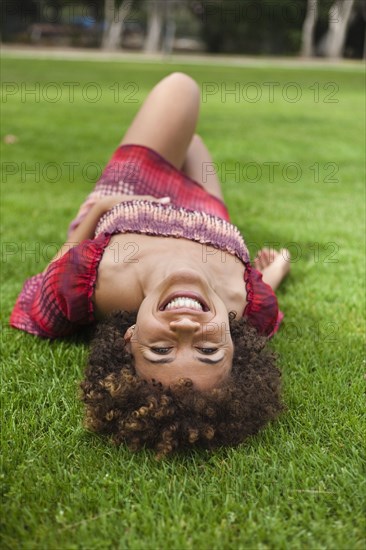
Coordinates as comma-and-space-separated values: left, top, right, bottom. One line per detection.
123, 269, 234, 391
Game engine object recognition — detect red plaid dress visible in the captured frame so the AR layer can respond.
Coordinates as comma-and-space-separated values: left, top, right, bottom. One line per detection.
10, 144, 283, 339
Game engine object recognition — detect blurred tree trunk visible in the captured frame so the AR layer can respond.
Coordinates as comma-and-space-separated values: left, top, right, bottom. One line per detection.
321, 0, 355, 57
360, 0, 366, 59
144, 0, 165, 52
162, 0, 176, 54
102, 0, 133, 50
301, 0, 318, 56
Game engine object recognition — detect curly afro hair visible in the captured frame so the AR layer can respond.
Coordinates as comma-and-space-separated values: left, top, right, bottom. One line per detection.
80, 311, 284, 458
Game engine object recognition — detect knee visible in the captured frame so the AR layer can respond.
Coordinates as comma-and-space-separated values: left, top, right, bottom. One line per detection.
164, 72, 200, 100
191, 133, 204, 147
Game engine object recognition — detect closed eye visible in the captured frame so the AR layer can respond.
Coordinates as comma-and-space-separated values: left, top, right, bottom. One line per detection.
150, 347, 172, 355
196, 348, 218, 354
151, 347, 218, 355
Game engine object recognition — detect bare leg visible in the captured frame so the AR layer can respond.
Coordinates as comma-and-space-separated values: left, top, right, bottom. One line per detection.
121, 72, 200, 170
181, 134, 224, 201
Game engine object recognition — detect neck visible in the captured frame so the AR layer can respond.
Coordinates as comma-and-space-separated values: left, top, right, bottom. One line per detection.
140, 260, 214, 298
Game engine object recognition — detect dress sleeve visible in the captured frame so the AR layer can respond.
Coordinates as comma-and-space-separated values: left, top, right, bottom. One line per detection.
243, 264, 284, 338
9, 233, 111, 339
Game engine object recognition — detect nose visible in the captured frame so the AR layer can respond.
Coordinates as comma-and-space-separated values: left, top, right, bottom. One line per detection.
169, 318, 201, 333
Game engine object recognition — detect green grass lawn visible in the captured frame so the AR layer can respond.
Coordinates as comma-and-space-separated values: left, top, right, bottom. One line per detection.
1, 57, 365, 549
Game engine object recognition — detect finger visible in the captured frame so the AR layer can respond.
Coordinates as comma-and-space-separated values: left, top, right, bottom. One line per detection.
280, 248, 291, 261
254, 258, 262, 270
254, 251, 266, 270
259, 249, 270, 264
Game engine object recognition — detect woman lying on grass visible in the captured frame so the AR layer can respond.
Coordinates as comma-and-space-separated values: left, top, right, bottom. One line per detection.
11, 72, 290, 457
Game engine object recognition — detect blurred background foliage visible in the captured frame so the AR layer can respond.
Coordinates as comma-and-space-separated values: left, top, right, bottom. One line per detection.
1, 0, 365, 58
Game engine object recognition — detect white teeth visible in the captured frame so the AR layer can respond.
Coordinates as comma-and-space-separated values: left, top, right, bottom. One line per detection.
165, 297, 203, 311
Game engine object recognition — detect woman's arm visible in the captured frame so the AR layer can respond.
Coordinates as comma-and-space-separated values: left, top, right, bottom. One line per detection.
46, 200, 109, 267
254, 248, 291, 291
47, 194, 171, 267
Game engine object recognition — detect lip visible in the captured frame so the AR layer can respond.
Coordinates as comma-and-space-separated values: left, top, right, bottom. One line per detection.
159, 291, 210, 312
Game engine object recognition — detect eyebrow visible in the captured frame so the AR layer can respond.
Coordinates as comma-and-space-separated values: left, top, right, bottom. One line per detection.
145, 356, 224, 365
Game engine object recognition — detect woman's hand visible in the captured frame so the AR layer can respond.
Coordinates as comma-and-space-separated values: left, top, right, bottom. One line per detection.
254, 248, 291, 291
97, 194, 171, 214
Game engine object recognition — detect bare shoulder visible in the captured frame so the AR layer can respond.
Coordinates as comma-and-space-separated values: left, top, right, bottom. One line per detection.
93, 235, 144, 318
